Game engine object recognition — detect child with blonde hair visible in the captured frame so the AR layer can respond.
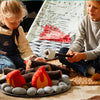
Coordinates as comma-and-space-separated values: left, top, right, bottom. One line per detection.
58, 1, 100, 76
0, 1, 45, 73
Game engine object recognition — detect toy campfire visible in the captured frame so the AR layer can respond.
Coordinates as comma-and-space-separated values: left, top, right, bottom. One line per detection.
0, 57, 71, 97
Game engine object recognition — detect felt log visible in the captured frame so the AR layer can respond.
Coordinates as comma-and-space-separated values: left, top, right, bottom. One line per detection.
22, 70, 62, 82
0, 77, 6, 84
0, 68, 62, 84
3, 68, 24, 75
22, 82, 32, 88
31, 60, 47, 67
47, 70, 62, 80
23, 73, 34, 83
3, 65, 51, 75
30, 60, 69, 75
25, 65, 51, 74
49, 64, 69, 75
18, 65, 51, 75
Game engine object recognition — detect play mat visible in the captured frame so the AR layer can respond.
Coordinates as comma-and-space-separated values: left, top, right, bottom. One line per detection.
0, 61, 71, 97
0, 75, 71, 97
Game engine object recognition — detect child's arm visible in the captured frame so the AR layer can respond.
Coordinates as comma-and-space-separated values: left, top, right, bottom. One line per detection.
15, 26, 37, 59
16, 26, 46, 62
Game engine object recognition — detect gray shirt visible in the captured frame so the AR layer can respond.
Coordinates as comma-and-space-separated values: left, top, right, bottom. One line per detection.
70, 15, 100, 61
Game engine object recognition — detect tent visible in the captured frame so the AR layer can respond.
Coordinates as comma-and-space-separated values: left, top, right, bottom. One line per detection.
26, 1, 86, 59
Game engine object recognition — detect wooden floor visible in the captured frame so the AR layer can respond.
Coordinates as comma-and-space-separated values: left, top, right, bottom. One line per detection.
0, 60, 100, 100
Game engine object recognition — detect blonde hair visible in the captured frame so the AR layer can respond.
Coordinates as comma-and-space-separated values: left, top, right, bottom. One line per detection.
86, 1, 100, 8
0, 1, 27, 18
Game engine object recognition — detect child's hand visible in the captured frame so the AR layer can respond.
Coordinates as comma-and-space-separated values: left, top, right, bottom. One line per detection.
67, 49, 74, 56
66, 52, 86, 63
24, 55, 37, 60
34, 57, 46, 62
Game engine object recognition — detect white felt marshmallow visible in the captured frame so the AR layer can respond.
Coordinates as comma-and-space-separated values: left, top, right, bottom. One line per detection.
43, 48, 56, 60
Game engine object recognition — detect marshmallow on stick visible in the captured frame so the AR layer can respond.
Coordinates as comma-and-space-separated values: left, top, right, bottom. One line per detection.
43, 48, 72, 60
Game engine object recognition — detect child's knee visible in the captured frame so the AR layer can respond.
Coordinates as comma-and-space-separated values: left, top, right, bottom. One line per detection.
5, 62, 16, 69
0, 62, 15, 74
0, 56, 16, 73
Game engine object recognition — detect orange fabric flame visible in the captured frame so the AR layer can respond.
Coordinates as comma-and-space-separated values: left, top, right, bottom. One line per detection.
32, 66, 52, 89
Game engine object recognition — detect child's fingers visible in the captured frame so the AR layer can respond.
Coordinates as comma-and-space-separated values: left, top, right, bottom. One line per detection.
35, 57, 46, 62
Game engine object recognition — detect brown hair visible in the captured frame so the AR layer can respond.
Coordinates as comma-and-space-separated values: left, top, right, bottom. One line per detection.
0, 1, 27, 18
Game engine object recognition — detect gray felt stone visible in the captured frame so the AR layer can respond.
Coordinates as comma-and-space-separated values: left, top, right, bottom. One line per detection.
59, 82, 68, 90
44, 86, 54, 94
1, 83, 10, 90
37, 88, 45, 95
59, 85, 68, 90
52, 80, 59, 85
27, 87, 37, 96
52, 85, 61, 93
4, 86, 13, 93
60, 74, 69, 84
59, 82, 67, 86
12, 87, 27, 95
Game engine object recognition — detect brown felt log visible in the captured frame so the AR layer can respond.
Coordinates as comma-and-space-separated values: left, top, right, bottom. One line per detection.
3, 65, 51, 75
47, 70, 62, 80
23, 70, 62, 83
0, 69, 62, 84
25, 65, 51, 74
31, 60, 69, 75
31, 60, 47, 67
3, 68, 25, 75
0, 78, 6, 84
23, 73, 34, 83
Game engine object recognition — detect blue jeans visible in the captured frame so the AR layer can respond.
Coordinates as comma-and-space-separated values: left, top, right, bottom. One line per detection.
58, 47, 100, 76
0, 54, 16, 74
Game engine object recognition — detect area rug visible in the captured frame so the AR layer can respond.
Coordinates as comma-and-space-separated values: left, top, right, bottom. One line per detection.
47, 60, 100, 86
69, 70, 100, 86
